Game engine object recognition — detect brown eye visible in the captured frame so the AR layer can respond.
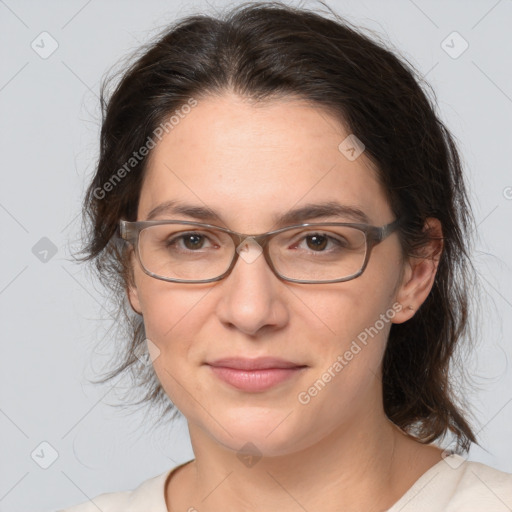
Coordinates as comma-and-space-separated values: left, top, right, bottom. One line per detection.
305, 234, 328, 251
163, 231, 216, 252
182, 234, 206, 250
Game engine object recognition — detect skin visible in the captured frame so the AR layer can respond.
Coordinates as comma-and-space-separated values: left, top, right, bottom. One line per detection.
128, 92, 445, 512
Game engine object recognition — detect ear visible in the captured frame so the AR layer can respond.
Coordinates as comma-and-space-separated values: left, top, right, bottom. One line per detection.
126, 247, 143, 315
127, 281, 142, 315
392, 217, 443, 324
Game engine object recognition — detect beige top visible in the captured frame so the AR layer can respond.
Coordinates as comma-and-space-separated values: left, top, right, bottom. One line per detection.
58, 454, 512, 511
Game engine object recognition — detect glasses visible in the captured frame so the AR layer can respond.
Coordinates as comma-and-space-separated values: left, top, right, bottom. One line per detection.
119, 218, 401, 284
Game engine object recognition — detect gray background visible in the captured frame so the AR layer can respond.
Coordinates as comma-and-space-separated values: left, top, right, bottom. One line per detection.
1, 0, 511, 511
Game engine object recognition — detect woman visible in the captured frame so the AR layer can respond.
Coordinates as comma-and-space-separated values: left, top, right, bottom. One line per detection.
60, 2, 512, 511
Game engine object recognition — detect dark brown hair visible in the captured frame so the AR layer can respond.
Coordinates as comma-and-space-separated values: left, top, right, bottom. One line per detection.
82, 1, 479, 452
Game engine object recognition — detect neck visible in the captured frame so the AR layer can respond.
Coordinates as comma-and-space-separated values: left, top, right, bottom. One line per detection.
169, 408, 439, 512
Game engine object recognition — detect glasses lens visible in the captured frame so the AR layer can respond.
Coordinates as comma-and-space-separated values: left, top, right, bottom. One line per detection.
270, 225, 367, 282
136, 223, 367, 282
138, 224, 234, 281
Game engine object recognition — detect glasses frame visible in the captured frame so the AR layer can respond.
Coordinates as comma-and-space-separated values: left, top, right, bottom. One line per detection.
119, 218, 401, 284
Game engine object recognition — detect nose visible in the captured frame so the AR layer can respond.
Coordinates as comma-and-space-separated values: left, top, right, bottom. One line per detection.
215, 238, 289, 336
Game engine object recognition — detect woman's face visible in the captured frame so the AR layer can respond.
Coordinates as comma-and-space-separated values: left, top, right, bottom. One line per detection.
129, 93, 412, 456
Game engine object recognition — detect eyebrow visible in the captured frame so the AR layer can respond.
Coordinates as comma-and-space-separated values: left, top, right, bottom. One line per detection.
145, 200, 371, 227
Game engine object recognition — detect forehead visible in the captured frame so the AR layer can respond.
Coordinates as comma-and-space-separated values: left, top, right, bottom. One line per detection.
138, 93, 391, 229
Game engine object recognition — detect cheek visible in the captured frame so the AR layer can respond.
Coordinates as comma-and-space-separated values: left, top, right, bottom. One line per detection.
134, 274, 213, 391
140, 289, 203, 412
294, 294, 393, 426
292, 284, 396, 411
134, 264, 206, 336
300, 280, 394, 350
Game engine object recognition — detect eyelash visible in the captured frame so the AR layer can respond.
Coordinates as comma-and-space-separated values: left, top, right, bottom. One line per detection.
165, 231, 347, 253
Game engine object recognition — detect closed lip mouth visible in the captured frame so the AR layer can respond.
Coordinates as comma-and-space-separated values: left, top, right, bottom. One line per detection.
206, 357, 307, 371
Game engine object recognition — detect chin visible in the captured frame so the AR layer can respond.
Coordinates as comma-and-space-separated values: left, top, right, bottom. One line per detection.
198, 406, 317, 458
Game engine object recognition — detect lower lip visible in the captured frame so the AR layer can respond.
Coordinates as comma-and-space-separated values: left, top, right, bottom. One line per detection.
208, 365, 305, 392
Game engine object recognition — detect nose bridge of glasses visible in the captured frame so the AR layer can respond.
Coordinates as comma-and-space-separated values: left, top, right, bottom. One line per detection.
225, 229, 272, 254
232, 234, 268, 267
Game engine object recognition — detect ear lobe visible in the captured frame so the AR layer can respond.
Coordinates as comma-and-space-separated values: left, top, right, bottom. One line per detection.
392, 217, 443, 323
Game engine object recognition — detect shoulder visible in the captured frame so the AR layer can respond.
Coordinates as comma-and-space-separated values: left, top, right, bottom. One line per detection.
391, 454, 512, 512
56, 462, 190, 512
56, 489, 131, 512
444, 456, 512, 510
